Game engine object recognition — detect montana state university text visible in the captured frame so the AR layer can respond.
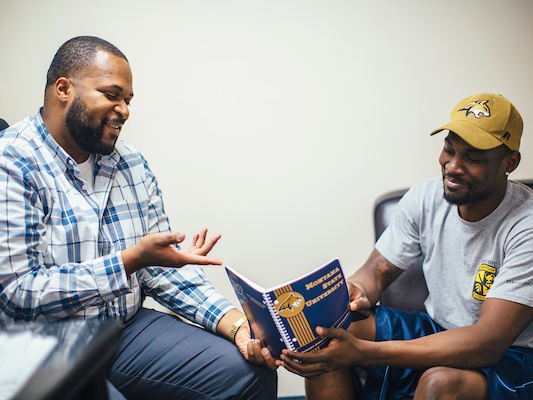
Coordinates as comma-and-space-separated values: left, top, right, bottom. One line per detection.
304, 266, 345, 307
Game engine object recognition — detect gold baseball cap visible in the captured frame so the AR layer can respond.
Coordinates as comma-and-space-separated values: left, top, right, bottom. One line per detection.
430, 93, 523, 151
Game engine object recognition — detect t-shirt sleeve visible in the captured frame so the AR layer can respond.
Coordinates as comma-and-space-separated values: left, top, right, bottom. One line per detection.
486, 220, 533, 308
375, 183, 425, 271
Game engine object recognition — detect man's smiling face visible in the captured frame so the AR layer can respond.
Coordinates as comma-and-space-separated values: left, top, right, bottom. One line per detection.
65, 50, 133, 155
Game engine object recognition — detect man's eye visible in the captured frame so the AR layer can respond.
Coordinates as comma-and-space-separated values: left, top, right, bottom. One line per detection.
443, 147, 453, 155
105, 93, 117, 100
467, 153, 485, 163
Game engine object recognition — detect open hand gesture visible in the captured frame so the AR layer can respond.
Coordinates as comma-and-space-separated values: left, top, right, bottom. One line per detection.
122, 228, 222, 275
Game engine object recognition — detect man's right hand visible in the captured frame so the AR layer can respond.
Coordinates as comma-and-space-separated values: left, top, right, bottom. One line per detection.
121, 228, 222, 276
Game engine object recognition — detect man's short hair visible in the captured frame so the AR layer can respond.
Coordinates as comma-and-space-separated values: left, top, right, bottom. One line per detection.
45, 36, 128, 88
494, 143, 515, 161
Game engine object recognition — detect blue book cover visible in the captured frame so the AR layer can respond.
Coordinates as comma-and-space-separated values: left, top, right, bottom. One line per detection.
225, 258, 356, 359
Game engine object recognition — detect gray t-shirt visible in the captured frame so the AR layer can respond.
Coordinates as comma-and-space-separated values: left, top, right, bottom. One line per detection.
376, 177, 533, 348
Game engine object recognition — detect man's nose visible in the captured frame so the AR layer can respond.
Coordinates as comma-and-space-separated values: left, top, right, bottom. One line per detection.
115, 101, 129, 121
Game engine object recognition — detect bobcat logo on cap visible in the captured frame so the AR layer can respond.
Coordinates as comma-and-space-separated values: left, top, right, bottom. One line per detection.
459, 100, 490, 119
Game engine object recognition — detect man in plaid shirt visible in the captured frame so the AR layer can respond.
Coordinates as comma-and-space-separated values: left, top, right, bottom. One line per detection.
0, 36, 277, 400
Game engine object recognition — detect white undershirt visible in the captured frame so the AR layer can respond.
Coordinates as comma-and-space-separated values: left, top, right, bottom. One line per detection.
77, 154, 95, 191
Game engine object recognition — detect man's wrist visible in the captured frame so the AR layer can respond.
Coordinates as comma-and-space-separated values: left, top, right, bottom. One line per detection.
229, 316, 248, 343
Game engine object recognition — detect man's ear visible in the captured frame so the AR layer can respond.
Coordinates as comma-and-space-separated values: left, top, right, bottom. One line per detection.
506, 151, 521, 174
54, 77, 73, 103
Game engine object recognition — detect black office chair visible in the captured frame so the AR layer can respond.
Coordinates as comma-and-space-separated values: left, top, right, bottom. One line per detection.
0, 118, 8, 131
374, 179, 533, 312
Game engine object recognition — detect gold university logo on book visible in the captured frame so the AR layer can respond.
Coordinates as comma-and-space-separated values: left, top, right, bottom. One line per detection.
472, 263, 497, 301
275, 291, 305, 318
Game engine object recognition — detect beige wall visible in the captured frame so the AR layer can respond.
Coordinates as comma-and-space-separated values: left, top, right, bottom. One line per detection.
2, 0, 533, 396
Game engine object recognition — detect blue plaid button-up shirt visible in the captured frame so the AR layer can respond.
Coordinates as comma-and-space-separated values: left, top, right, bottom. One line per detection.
0, 112, 233, 331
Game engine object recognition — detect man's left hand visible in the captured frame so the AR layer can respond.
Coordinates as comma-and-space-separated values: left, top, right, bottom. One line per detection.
235, 323, 278, 370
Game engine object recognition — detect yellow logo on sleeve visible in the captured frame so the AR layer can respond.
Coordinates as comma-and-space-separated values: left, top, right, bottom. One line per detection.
472, 264, 497, 301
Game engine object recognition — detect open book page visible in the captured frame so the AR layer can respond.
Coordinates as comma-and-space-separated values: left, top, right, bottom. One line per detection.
226, 258, 355, 358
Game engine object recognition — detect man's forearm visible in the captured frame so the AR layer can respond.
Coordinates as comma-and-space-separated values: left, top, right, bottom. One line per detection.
360, 324, 504, 370
347, 248, 403, 306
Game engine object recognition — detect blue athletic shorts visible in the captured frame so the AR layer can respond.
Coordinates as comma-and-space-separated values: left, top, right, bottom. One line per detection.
358, 306, 533, 400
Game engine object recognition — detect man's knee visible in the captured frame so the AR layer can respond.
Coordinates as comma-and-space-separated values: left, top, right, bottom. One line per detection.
415, 366, 488, 400
245, 366, 278, 400
305, 368, 357, 400
221, 345, 277, 399
416, 367, 462, 398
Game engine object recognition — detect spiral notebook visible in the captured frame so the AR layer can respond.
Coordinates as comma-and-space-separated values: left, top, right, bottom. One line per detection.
225, 258, 367, 358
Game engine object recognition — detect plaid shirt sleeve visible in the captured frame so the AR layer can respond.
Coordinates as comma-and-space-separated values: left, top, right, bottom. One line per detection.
0, 115, 234, 330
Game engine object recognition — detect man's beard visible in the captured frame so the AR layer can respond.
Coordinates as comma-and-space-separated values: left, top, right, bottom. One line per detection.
442, 175, 492, 206
64, 96, 118, 155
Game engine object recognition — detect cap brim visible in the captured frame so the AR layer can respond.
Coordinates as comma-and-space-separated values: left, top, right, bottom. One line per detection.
429, 120, 502, 150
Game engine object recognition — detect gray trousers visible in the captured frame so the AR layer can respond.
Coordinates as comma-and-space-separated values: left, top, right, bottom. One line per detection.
107, 307, 277, 400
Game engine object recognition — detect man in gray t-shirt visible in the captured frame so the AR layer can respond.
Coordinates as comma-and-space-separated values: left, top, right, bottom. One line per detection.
378, 177, 533, 348
277, 93, 533, 400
